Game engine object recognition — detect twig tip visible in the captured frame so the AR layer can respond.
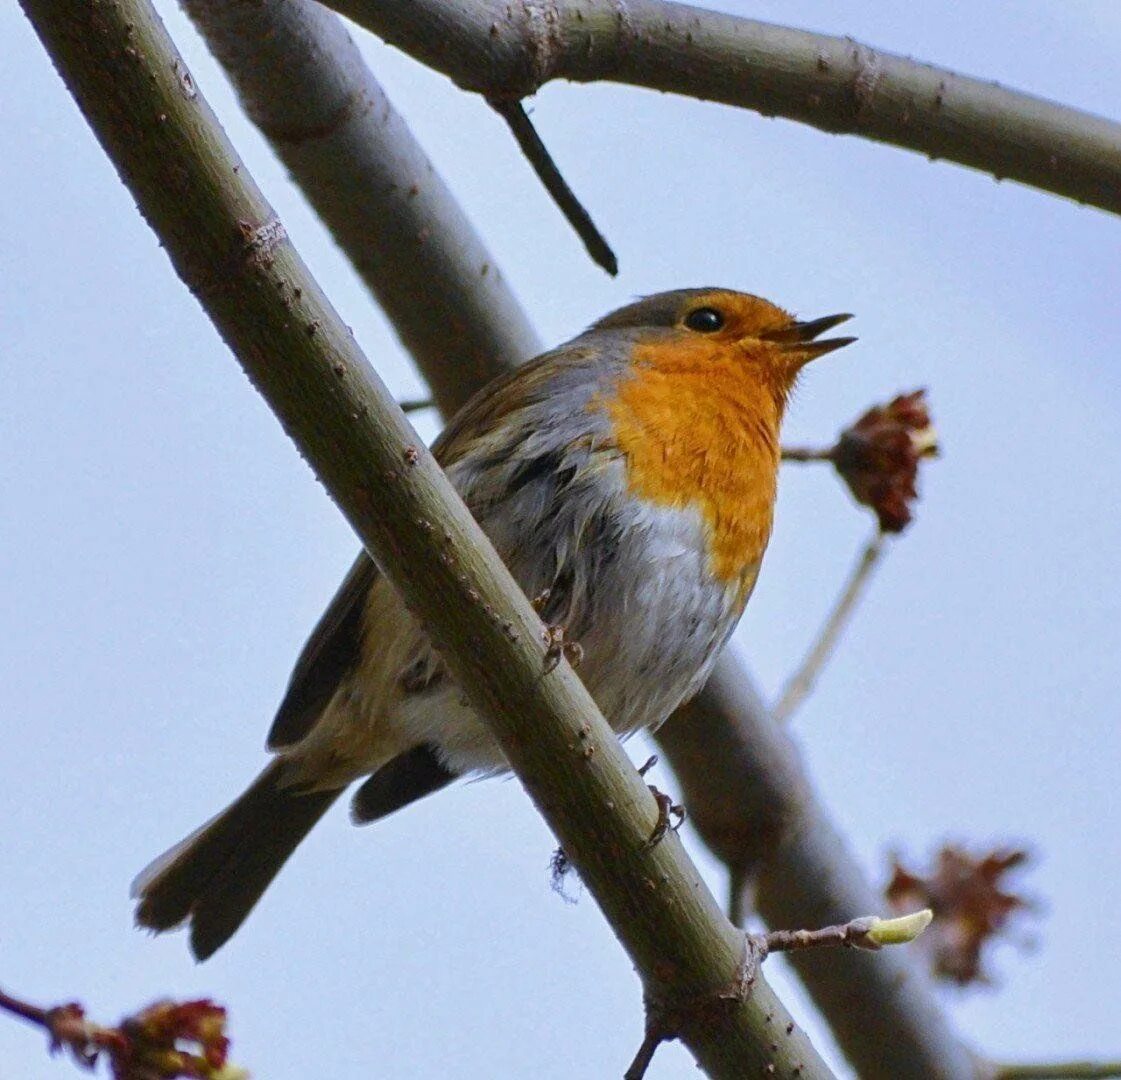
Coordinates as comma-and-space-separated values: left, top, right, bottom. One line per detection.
866, 907, 933, 947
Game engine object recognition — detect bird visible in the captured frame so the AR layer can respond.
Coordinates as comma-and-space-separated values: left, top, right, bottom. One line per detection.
133, 287, 854, 960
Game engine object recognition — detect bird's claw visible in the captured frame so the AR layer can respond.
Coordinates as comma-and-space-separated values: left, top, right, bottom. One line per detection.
543, 623, 583, 674
644, 785, 686, 849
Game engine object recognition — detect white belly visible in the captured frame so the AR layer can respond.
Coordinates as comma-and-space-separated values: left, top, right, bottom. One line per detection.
390, 493, 751, 776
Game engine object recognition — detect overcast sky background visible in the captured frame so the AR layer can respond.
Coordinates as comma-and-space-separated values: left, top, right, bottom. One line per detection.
3, 1, 1120, 1077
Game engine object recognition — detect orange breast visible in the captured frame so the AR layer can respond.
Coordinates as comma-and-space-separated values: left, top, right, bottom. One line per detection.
600, 338, 783, 593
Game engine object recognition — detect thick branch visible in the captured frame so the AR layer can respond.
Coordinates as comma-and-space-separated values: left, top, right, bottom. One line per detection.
20, 1, 831, 1076
181, 0, 539, 418
180, 4, 977, 1076
327, 0, 1121, 217
660, 657, 980, 1079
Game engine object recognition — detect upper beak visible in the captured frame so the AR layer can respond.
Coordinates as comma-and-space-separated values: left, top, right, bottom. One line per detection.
760, 313, 856, 360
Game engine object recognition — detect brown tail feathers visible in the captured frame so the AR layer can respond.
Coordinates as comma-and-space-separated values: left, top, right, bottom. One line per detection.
132, 761, 341, 961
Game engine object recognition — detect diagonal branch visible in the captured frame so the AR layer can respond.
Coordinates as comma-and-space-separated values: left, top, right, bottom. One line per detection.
326, 0, 1121, 218
180, 0, 540, 417
660, 657, 980, 1079
20, 1, 835, 1076
178, 4, 981, 1076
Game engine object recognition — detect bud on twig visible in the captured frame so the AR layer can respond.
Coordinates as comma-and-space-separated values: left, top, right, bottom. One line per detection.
831, 389, 938, 532
0, 987, 247, 1079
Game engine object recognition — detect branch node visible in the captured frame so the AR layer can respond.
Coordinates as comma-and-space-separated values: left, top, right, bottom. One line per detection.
627, 937, 760, 1079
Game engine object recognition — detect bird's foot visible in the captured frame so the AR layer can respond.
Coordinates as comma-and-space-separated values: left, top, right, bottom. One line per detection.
638, 758, 685, 849
542, 623, 583, 674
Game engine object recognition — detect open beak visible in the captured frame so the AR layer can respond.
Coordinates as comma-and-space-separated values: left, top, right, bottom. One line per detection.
761, 313, 856, 360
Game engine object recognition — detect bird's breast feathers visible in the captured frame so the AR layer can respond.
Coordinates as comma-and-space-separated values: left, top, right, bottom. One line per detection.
596, 338, 781, 599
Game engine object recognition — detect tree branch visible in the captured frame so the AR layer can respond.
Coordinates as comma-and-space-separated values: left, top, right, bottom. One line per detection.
20, 1, 834, 1075
990, 1064, 1121, 1080
661, 658, 981, 1079
488, 97, 618, 274
177, 4, 978, 1076
326, 0, 1121, 218
180, 0, 539, 418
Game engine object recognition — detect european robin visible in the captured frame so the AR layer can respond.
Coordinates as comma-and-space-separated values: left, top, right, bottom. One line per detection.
133, 288, 854, 959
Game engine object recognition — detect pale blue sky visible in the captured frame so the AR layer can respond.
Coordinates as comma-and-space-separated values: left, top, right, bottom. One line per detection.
2, 1, 1119, 1077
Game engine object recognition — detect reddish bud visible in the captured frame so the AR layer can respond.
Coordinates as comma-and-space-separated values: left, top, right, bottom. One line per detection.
18, 993, 244, 1079
831, 390, 938, 533
107, 998, 244, 1079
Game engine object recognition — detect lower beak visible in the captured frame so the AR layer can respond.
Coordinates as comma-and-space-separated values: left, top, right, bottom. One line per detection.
761, 313, 856, 360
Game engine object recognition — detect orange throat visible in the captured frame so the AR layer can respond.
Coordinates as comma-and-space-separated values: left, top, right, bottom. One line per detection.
601, 339, 785, 597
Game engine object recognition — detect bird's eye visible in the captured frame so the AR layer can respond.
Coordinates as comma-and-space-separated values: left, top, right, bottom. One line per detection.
684, 307, 724, 333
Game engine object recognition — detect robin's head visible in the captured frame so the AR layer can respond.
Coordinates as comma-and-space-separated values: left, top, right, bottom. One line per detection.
593, 287, 854, 405
587, 288, 854, 592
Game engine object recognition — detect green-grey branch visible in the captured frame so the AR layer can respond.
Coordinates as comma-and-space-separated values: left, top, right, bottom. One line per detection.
326, 0, 1121, 217
178, 3, 981, 1076
180, 0, 539, 416
20, 0, 834, 1075
991, 1064, 1121, 1080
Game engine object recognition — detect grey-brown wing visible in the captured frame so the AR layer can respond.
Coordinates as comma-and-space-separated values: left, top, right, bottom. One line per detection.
266, 553, 379, 749
265, 337, 619, 752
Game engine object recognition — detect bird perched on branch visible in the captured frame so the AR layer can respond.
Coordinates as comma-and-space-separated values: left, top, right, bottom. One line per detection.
134, 288, 854, 959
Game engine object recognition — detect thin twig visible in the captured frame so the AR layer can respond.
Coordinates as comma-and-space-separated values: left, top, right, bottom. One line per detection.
772, 531, 886, 724
398, 397, 436, 414
624, 1027, 666, 1080
0, 986, 51, 1028
757, 909, 932, 957
488, 98, 618, 275
781, 445, 835, 462
992, 1064, 1121, 1079
0, 985, 245, 1077
0, 987, 96, 1067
